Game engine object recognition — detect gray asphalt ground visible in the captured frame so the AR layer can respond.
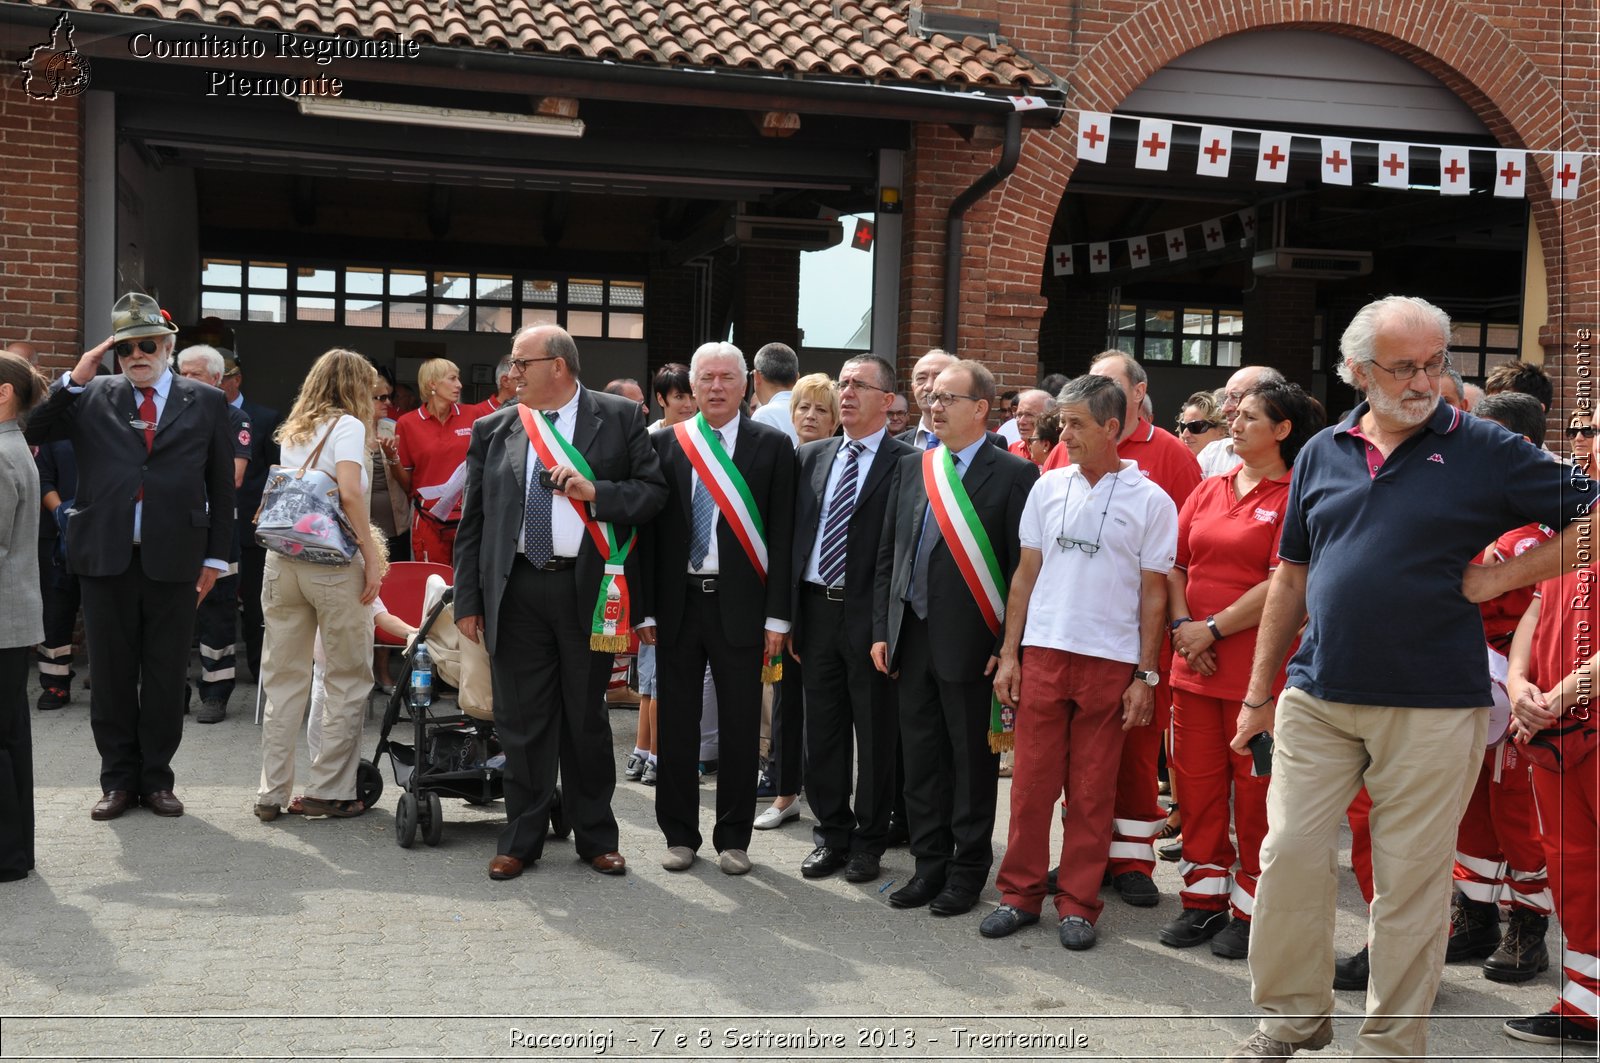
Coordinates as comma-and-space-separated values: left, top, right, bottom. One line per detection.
1, 669, 1570, 1062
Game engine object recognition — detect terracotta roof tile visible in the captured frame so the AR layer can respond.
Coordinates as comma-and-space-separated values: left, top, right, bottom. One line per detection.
30, 0, 1051, 89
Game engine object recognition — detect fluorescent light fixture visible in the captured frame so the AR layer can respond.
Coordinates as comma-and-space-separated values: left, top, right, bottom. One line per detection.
297, 97, 584, 138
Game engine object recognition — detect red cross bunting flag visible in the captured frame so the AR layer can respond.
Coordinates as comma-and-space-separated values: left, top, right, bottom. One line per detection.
851, 218, 876, 250
1439, 148, 1472, 196
1376, 142, 1410, 189
1255, 132, 1292, 183
1089, 241, 1111, 273
1135, 118, 1173, 171
1051, 244, 1074, 277
1128, 234, 1150, 269
1239, 208, 1257, 239
1203, 218, 1226, 252
1320, 137, 1353, 186
1495, 150, 1527, 198
1196, 126, 1232, 178
1553, 153, 1585, 201
1165, 228, 1188, 261
1078, 111, 1111, 164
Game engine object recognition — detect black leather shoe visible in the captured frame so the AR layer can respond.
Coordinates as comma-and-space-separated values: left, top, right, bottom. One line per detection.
979, 904, 1040, 938
90, 790, 134, 821
885, 812, 909, 848
140, 790, 185, 817
929, 885, 979, 917
888, 876, 943, 909
801, 846, 849, 879
1112, 870, 1160, 907
842, 851, 881, 883
1333, 945, 1369, 991
1158, 906, 1229, 948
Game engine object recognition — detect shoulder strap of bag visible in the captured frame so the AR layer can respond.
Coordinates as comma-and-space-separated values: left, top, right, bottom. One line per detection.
293, 421, 341, 480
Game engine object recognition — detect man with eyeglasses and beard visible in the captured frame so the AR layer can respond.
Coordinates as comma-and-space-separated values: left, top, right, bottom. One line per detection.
981, 373, 1177, 951
26, 294, 235, 821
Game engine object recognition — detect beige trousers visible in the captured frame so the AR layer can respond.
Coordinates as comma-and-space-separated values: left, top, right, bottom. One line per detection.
1249, 686, 1486, 1060
256, 553, 373, 806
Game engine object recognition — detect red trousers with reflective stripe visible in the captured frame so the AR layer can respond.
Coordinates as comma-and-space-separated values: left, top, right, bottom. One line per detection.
1531, 744, 1599, 1029
996, 648, 1130, 923
1170, 688, 1270, 917
1453, 744, 1549, 912
410, 513, 457, 566
1108, 644, 1172, 876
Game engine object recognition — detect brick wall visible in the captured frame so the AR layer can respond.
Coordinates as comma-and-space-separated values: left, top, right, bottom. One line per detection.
906, 0, 1597, 396
0, 76, 82, 374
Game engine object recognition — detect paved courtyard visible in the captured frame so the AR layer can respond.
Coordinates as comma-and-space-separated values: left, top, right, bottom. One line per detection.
2, 673, 1570, 1061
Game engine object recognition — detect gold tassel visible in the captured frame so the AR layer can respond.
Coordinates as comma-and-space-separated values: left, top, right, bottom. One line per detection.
590, 634, 632, 653
988, 731, 1015, 755
760, 659, 783, 684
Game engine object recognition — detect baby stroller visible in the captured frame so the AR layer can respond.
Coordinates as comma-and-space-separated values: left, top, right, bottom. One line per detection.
365, 580, 567, 848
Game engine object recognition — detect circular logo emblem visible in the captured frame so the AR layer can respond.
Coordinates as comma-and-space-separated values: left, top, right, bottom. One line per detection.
46, 51, 91, 99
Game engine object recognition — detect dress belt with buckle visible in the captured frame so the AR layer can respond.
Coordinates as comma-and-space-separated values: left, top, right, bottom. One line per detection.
519, 555, 577, 571
803, 582, 846, 602
687, 575, 719, 593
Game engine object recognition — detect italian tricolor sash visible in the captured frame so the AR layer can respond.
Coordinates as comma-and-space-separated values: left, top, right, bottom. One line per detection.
674, 414, 768, 580
520, 404, 638, 653
921, 446, 1014, 752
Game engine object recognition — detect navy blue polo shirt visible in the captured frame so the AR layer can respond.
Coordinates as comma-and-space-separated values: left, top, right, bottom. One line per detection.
1278, 399, 1592, 708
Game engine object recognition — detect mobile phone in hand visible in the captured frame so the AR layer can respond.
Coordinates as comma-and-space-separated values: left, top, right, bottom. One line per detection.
1247, 730, 1274, 777
538, 469, 559, 492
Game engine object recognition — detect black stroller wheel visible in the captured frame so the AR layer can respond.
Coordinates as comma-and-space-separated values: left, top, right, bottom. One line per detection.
394, 791, 418, 848
357, 759, 383, 810
422, 791, 444, 847
548, 786, 570, 840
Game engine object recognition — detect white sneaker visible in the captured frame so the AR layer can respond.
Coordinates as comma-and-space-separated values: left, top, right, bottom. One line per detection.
661, 846, 696, 871
718, 849, 752, 875
754, 801, 800, 830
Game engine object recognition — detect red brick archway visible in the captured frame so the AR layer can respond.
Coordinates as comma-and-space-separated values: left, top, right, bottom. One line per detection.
902, 0, 1597, 397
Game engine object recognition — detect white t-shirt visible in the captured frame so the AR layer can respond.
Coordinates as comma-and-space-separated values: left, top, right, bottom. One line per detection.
751, 391, 799, 446
280, 414, 370, 493
1197, 437, 1239, 478
997, 418, 1022, 445
1017, 459, 1178, 664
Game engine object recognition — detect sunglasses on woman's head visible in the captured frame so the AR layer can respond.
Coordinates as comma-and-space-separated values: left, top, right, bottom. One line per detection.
1568, 425, 1598, 438
115, 338, 160, 358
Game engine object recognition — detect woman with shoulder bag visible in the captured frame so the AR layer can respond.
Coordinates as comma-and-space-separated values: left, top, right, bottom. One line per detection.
255, 348, 383, 821
0, 351, 47, 881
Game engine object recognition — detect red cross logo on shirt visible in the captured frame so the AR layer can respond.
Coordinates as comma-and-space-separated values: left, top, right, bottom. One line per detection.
1203, 138, 1228, 164
1083, 123, 1105, 150
1261, 144, 1287, 170
1142, 131, 1167, 157
1382, 152, 1406, 177
1325, 149, 1348, 172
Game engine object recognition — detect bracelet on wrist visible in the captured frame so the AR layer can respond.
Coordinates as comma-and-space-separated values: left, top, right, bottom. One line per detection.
1242, 694, 1275, 709
1206, 616, 1224, 640
1169, 616, 1191, 632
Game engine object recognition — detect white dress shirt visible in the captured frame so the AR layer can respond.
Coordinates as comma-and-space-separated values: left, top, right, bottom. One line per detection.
803, 427, 886, 584
751, 391, 798, 446
524, 386, 586, 559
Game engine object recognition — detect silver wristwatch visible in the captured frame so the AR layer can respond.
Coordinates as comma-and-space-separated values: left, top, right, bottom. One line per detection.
1133, 669, 1159, 687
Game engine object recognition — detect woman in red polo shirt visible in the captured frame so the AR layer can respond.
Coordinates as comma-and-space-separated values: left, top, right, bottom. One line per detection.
1158, 381, 1322, 960
394, 358, 478, 565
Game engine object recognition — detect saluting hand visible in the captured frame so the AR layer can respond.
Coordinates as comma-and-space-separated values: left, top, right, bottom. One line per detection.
70, 335, 116, 387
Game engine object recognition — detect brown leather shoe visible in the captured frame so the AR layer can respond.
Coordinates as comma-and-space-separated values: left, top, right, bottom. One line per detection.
141, 790, 185, 817
90, 791, 134, 821
590, 851, 626, 875
488, 854, 525, 881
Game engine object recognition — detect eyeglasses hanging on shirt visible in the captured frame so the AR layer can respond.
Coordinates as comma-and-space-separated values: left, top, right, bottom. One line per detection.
1055, 473, 1119, 556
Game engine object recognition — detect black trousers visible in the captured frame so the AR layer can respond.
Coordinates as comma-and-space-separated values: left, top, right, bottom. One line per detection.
0, 645, 33, 880
36, 538, 79, 693
237, 539, 267, 678
490, 558, 619, 863
798, 589, 896, 855
656, 584, 762, 854
79, 557, 196, 794
768, 653, 804, 794
192, 570, 239, 703
896, 614, 999, 892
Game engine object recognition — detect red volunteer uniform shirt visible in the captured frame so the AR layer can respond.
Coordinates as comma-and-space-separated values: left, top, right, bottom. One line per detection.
1478, 521, 1556, 648
395, 403, 476, 522
1045, 418, 1201, 510
1527, 565, 1597, 695
1170, 467, 1292, 701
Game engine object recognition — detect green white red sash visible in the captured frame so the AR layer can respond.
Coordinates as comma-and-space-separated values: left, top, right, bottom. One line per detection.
674, 414, 768, 581
520, 403, 637, 653
921, 446, 1014, 751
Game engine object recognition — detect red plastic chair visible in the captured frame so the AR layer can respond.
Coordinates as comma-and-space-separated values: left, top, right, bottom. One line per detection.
376, 561, 453, 645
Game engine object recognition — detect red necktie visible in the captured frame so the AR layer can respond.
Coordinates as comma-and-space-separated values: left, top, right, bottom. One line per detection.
137, 386, 156, 501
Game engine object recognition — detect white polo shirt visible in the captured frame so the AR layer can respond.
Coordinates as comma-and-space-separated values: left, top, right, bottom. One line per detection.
1017, 459, 1178, 664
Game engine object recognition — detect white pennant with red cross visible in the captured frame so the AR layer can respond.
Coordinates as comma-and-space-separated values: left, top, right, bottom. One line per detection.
1255, 132, 1292, 182
1196, 125, 1232, 178
1135, 118, 1173, 171
1321, 137, 1353, 186
1439, 147, 1472, 195
1495, 150, 1527, 198
1078, 111, 1111, 164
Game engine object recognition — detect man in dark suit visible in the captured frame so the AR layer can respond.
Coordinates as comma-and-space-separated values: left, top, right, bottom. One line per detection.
640, 341, 795, 876
27, 293, 235, 820
790, 354, 912, 883
897, 348, 1008, 452
871, 359, 1037, 916
454, 325, 666, 882
220, 350, 280, 681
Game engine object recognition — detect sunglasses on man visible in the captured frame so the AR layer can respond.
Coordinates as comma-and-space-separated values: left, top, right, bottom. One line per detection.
115, 338, 160, 359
